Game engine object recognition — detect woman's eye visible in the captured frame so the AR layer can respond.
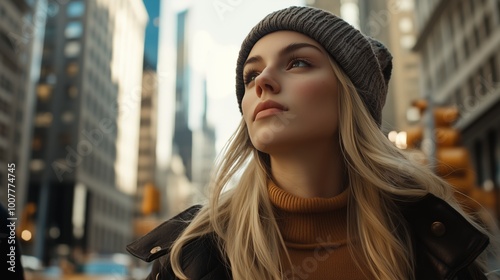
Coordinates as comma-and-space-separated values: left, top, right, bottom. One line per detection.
289, 59, 310, 69
244, 71, 259, 85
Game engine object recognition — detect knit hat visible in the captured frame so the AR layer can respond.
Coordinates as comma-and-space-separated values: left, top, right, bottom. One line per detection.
235, 6, 393, 127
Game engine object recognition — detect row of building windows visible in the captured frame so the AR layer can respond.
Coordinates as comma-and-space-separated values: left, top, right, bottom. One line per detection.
87, 51, 111, 79
472, 128, 500, 188
0, 146, 6, 161
0, 3, 21, 33
46, 0, 85, 19
422, 0, 499, 91
0, 74, 14, 93
30, 144, 115, 185
0, 121, 9, 138
90, 224, 127, 254
82, 154, 115, 186
83, 90, 117, 122
0, 95, 11, 116
450, 53, 500, 112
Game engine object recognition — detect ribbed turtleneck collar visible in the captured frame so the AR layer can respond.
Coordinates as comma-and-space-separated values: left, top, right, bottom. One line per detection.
268, 181, 349, 248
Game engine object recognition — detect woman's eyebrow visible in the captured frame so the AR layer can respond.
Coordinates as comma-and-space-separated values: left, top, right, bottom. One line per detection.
243, 42, 323, 68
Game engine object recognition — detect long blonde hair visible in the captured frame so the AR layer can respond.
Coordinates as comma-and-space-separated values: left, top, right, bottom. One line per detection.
169, 59, 490, 279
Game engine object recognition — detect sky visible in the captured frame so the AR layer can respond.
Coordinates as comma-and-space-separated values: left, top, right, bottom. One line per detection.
142, 0, 160, 69
188, 0, 306, 153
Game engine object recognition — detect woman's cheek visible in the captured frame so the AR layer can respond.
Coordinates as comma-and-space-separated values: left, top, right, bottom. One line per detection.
295, 81, 327, 105
241, 95, 254, 123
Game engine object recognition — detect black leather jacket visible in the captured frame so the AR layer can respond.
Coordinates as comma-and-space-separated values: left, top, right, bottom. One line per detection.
127, 194, 489, 280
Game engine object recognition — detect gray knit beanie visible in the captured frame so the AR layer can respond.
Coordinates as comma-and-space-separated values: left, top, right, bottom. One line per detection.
235, 6, 393, 127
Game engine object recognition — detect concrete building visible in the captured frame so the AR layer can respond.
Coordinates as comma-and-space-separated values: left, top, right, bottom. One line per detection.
135, 0, 160, 215
413, 0, 500, 215
26, 0, 147, 264
0, 0, 46, 215
136, 68, 158, 207
306, 0, 340, 15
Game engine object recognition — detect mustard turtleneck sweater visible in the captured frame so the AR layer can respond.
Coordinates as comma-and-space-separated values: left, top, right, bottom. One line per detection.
268, 182, 371, 280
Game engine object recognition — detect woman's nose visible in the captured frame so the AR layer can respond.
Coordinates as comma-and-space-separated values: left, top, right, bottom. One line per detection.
255, 68, 281, 97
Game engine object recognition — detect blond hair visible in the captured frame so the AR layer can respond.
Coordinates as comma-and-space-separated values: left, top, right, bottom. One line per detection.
169, 59, 490, 280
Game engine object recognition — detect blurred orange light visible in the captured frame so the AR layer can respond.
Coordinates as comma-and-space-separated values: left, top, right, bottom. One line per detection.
21, 230, 32, 241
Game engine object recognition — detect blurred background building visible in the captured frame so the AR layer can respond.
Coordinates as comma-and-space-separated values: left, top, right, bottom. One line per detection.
22, 0, 147, 265
413, 0, 500, 217
0, 0, 46, 218
155, 1, 218, 220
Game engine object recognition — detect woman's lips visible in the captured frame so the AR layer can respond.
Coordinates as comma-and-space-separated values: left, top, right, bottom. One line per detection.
253, 100, 288, 120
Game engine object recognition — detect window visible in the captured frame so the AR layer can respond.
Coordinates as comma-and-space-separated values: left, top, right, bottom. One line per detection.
64, 42, 81, 57
463, 37, 469, 59
491, 55, 499, 83
447, 12, 454, 40
67, 1, 85, 17
36, 84, 53, 102
61, 112, 74, 123
0, 122, 8, 137
483, 15, 491, 38
399, 17, 413, 33
35, 112, 53, 127
68, 86, 78, 98
32, 134, 43, 151
66, 62, 79, 77
400, 35, 416, 49
0, 97, 10, 115
29, 159, 45, 172
65, 22, 83, 38
47, 2, 59, 17
0, 147, 7, 161
399, 0, 414, 11
59, 133, 71, 146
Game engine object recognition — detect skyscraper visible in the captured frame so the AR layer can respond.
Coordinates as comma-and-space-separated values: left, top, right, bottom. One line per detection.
135, 0, 160, 221
0, 0, 46, 215
156, 1, 217, 218
26, 0, 147, 263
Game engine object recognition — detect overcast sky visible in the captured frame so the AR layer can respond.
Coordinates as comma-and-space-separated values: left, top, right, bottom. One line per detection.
189, 0, 306, 153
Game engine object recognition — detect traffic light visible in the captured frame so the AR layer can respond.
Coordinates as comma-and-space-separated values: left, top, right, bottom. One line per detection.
404, 99, 426, 149
141, 182, 160, 215
432, 105, 496, 211
405, 99, 496, 212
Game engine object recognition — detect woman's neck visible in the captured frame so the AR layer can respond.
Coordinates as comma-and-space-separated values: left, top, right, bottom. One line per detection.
269, 140, 345, 198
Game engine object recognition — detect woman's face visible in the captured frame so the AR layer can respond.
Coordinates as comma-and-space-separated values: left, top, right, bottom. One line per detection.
241, 31, 340, 153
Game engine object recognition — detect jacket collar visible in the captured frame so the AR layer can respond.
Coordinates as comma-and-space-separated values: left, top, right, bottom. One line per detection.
127, 194, 489, 279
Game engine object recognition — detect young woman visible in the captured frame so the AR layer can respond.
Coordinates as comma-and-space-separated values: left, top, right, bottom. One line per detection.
127, 6, 495, 280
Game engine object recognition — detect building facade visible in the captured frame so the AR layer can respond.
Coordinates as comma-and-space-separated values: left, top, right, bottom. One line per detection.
26, 0, 147, 264
413, 0, 500, 216
0, 0, 46, 214
136, 68, 158, 211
